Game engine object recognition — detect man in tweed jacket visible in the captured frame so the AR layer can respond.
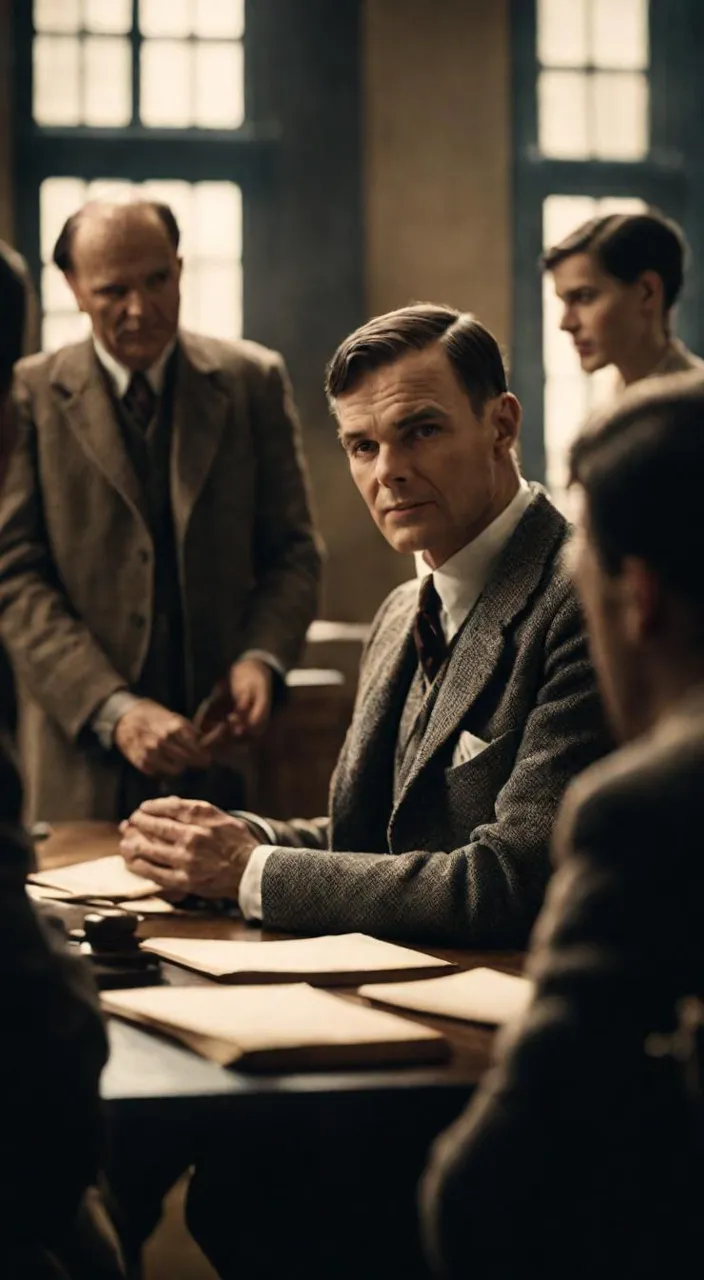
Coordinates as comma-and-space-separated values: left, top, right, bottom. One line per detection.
121, 304, 609, 954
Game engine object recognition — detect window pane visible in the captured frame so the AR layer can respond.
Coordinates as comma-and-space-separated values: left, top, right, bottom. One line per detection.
537, 0, 588, 66
84, 0, 132, 34
42, 311, 91, 353
139, 0, 190, 37
34, 0, 80, 32
192, 182, 242, 259
592, 0, 649, 69
194, 42, 244, 128
190, 261, 242, 339
140, 41, 192, 126
543, 194, 598, 248
542, 273, 584, 377
592, 71, 648, 158
193, 0, 245, 39
40, 177, 87, 260
538, 70, 589, 157
34, 35, 81, 124
544, 373, 590, 490
86, 178, 136, 201
84, 37, 131, 125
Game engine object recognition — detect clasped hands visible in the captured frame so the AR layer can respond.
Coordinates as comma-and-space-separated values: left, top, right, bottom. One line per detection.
120, 797, 260, 901
113, 657, 273, 778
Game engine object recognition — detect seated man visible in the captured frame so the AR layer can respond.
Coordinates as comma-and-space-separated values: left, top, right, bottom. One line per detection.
543, 209, 703, 389
121, 303, 609, 951
0, 251, 112, 1277
422, 373, 704, 1280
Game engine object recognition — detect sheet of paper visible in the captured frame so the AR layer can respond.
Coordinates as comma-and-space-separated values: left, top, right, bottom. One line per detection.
140, 932, 456, 984
29, 854, 160, 901
358, 966, 533, 1026
26, 883, 73, 902
102, 982, 447, 1070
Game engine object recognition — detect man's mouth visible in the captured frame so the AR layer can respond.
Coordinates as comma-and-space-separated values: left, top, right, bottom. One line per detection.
383, 501, 430, 517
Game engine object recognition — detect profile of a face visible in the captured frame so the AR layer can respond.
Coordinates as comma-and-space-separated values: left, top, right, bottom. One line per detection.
552, 251, 659, 376
335, 346, 521, 570
66, 204, 182, 372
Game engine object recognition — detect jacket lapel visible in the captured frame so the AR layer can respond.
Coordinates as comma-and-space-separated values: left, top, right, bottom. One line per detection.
51, 340, 148, 525
170, 333, 229, 545
393, 491, 567, 808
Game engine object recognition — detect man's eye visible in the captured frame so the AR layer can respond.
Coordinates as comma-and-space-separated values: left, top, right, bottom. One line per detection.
411, 423, 439, 440
351, 440, 376, 457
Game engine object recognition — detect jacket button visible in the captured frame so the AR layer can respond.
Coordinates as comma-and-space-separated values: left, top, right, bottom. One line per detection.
130, 613, 146, 630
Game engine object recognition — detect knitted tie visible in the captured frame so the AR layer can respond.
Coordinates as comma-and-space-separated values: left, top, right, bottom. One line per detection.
413, 573, 447, 682
123, 371, 156, 432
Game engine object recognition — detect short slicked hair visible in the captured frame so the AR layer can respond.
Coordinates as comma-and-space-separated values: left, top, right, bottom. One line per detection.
53, 200, 181, 274
542, 211, 687, 313
326, 304, 508, 417
570, 372, 704, 624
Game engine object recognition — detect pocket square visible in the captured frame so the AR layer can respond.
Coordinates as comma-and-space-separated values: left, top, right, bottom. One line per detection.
452, 730, 490, 768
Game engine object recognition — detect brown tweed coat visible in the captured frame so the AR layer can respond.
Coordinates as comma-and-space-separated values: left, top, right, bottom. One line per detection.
0, 331, 322, 821
259, 489, 610, 948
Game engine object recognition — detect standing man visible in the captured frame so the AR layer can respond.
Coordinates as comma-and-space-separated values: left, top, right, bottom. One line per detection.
0, 199, 322, 821
543, 210, 703, 388
422, 374, 704, 1280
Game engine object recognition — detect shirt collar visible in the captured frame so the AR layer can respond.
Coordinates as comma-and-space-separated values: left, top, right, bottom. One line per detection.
93, 335, 178, 400
415, 479, 533, 641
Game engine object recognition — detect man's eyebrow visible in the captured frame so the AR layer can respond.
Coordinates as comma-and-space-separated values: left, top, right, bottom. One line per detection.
396, 406, 450, 429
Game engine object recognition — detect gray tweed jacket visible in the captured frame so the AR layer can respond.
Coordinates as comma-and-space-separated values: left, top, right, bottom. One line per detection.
259, 487, 610, 947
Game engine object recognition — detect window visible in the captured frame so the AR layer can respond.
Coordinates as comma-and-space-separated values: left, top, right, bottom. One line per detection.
14, 0, 252, 352
510, 0, 704, 506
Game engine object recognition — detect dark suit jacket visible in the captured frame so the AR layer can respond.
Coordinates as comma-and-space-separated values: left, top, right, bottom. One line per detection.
257, 488, 609, 947
0, 331, 322, 820
421, 686, 704, 1278
0, 734, 109, 1274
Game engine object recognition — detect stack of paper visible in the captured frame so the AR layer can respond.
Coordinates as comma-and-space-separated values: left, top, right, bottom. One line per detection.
102, 982, 449, 1071
29, 855, 160, 902
358, 967, 533, 1026
140, 932, 456, 986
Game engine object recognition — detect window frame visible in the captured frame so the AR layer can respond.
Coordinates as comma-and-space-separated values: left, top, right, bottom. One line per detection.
510, 0, 704, 484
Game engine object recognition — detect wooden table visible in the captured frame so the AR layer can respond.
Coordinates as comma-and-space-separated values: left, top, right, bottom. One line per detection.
36, 823, 525, 1120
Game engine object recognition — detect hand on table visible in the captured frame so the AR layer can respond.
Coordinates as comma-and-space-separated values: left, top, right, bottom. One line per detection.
196, 658, 274, 752
113, 698, 211, 777
119, 796, 259, 900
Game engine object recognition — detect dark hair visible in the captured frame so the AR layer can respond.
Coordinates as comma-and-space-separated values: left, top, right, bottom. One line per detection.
0, 245, 27, 397
52, 200, 181, 274
542, 211, 687, 312
325, 304, 508, 415
569, 373, 704, 623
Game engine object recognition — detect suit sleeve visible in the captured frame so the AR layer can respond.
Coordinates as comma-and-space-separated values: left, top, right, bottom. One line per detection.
0, 373, 127, 739
0, 819, 108, 1248
239, 356, 323, 672
259, 590, 608, 947
418, 760, 704, 1279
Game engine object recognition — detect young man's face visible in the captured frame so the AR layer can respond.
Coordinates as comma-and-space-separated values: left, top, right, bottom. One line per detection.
551, 251, 653, 375
335, 345, 520, 569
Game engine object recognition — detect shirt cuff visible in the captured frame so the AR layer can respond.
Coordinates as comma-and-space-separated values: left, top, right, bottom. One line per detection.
91, 690, 140, 750
238, 844, 277, 921
238, 649, 286, 680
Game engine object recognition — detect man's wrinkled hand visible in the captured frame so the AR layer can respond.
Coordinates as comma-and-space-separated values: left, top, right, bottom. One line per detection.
198, 658, 273, 748
113, 699, 210, 777
119, 796, 259, 899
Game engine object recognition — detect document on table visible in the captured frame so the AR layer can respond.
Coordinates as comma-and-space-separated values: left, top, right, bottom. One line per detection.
102, 982, 449, 1071
358, 966, 533, 1026
140, 932, 457, 985
29, 854, 161, 901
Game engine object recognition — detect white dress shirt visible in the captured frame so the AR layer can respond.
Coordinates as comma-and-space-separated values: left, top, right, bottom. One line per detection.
93, 334, 177, 398
238, 479, 534, 921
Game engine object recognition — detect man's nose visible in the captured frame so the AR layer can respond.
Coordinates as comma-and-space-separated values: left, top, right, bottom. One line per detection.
375, 443, 409, 487
125, 290, 146, 319
560, 307, 577, 333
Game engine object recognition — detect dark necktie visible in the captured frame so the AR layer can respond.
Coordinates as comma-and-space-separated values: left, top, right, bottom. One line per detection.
123, 371, 156, 432
413, 573, 447, 682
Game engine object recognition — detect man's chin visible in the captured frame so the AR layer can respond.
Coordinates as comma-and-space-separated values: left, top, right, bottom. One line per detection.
579, 350, 608, 373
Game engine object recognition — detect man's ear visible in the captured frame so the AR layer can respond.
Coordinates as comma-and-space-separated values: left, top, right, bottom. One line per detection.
64, 271, 86, 314
491, 392, 522, 457
636, 269, 664, 318
620, 555, 661, 643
